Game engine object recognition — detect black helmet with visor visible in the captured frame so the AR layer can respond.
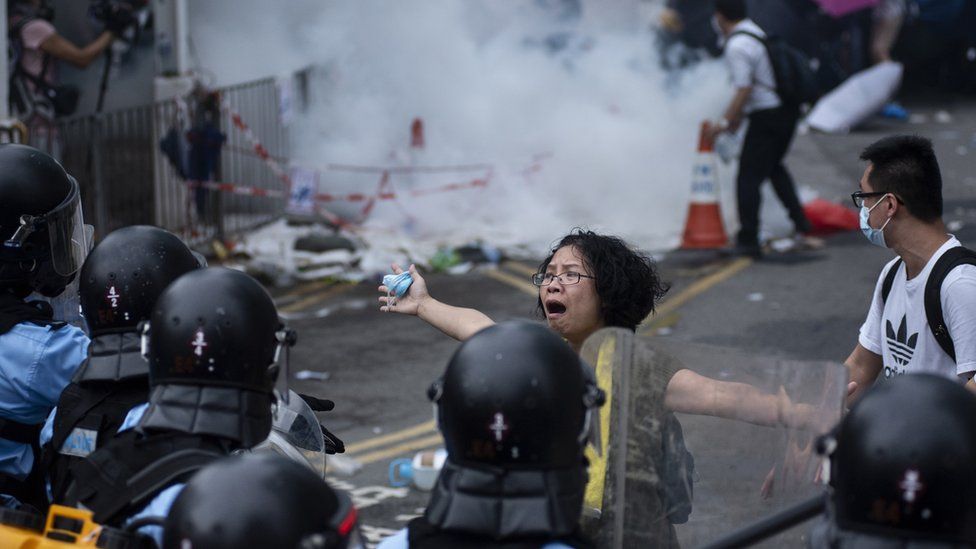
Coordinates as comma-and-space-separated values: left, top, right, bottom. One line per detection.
0, 144, 90, 297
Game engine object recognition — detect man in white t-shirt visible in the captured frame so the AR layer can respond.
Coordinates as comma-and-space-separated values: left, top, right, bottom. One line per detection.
847, 135, 976, 404
706, 0, 810, 258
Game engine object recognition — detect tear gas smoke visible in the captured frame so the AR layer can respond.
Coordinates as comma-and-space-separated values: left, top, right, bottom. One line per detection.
190, 0, 733, 260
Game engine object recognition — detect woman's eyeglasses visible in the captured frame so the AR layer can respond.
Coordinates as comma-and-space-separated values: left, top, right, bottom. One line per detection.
531, 272, 595, 286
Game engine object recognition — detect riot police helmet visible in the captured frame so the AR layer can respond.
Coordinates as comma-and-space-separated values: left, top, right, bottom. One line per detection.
162, 453, 363, 549
80, 225, 201, 336
429, 320, 602, 469
140, 267, 294, 447
0, 144, 89, 297
828, 374, 976, 544
147, 267, 285, 393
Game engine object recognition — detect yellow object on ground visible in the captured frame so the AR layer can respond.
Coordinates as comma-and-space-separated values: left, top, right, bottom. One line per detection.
0, 505, 106, 548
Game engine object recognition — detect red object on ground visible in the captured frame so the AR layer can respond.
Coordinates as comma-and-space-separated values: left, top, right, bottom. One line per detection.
681, 121, 729, 249
411, 118, 425, 149
803, 198, 860, 235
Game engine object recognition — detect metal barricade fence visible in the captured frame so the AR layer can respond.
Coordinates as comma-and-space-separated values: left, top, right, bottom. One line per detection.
214, 77, 289, 240
56, 75, 291, 246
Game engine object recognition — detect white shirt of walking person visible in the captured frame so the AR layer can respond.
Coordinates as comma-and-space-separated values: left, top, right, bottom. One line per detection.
720, 18, 779, 114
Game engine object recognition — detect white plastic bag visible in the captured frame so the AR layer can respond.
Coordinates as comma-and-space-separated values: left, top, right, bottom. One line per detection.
806, 61, 903, 134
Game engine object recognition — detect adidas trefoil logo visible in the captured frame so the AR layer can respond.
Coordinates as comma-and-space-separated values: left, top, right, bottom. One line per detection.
886, 315, 918, 366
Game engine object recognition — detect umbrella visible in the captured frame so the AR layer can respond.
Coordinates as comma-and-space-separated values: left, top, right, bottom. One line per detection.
813, 0, 879, 18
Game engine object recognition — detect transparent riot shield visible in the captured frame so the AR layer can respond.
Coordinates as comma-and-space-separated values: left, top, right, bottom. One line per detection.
580, 327, 846, 548
252, 389, 327, 477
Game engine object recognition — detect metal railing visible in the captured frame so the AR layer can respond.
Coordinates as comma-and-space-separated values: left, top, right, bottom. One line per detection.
213, 77, 290, 240
59, 105, 156, 237
56, 74, 294, 245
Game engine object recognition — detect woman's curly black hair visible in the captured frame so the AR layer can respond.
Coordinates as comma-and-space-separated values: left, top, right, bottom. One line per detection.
535, 229, 669, 332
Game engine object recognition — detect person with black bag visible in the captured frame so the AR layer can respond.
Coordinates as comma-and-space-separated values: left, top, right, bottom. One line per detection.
705, 0, 814, 259
846, 135, 976, 402
7, 0, 133, 154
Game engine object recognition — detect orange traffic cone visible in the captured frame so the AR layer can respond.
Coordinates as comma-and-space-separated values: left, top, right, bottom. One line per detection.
681, 122, 728, 249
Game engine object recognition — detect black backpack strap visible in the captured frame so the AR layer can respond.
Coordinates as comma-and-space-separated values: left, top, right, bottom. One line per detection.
881, 259, 903, 305
47, 383, 116, 456
7, 14, 55, 116
9, 15, 35, 45
122, 448, 221, 507
923, 247, 976, 363
0, 416, 42, 445
726, 30, 780, 93
8, 15, 37, 79
67, 433, 224, 525
73, 447, 221, 524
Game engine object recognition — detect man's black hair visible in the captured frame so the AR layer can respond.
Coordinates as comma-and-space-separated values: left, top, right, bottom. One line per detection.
536, 229, 669, 332
860, 135, 942, 222
715, 0, 747, 21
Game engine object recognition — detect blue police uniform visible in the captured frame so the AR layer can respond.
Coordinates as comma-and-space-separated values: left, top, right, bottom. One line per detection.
0, 321, 87, 508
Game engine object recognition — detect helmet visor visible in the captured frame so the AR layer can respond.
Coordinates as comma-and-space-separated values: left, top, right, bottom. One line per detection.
253, 389, 326, 476
45, 178, 90, 277
272, 328, 297, 405
27, 274, 84, 328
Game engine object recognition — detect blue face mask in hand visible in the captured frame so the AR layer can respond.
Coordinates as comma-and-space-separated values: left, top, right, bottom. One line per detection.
383, 272, 413, 299
860, 194, 893, 248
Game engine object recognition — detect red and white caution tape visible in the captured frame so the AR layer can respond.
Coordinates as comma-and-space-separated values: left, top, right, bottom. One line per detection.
222, 99, 291, 189
220, 97, 354, 229
213, 96, 549, 229
187, 172, 494, 205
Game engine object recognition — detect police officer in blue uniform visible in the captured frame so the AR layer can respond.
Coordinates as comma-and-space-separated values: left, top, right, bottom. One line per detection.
0, 144, 90, 511
40, 225, 202, 504
63, 267, 296, 546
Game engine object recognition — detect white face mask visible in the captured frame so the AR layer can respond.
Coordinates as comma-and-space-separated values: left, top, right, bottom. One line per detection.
859, 194, 893, 248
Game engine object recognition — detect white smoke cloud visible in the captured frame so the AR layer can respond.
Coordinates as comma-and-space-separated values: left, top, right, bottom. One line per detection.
190, 0, 733, 260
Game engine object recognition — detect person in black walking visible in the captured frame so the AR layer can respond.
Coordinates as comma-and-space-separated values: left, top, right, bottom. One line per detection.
705, 0, 811, 258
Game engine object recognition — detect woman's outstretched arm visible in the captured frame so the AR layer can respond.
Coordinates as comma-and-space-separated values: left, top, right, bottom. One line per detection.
379, 263, 495, 341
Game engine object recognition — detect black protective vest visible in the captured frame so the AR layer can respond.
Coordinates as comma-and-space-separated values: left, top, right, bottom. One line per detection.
44, 334, 150, 503
418, 460, 591, 546
44, 376, 149, 503
407, 517, 594, 549
0, 291, 64, 511
65, 431, 227, 526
